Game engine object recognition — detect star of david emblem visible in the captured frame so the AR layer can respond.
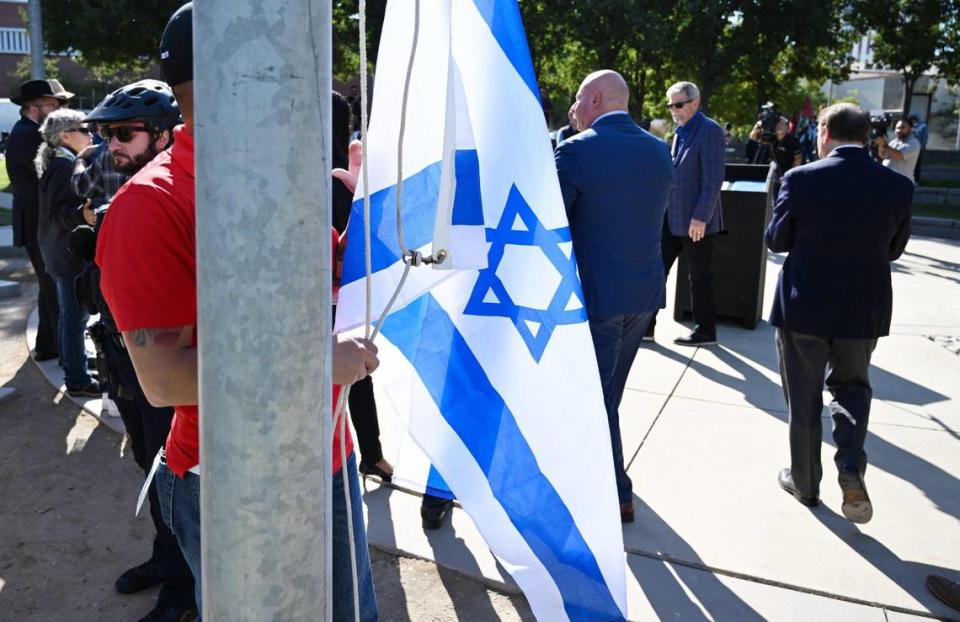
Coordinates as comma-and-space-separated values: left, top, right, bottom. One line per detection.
463, 184, 586, 362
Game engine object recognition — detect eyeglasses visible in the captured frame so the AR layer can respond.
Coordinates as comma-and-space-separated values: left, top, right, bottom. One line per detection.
100, 125, 151, 143
64, 127, 91, 135
666, 99, 694, 110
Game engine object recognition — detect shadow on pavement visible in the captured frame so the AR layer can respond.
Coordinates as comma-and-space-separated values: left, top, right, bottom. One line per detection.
812, 506, 960, 622
626, 498, 765, 622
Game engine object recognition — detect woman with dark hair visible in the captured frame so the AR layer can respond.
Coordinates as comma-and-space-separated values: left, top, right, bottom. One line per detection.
331, 90, 394, 483
35, 109, 100, 396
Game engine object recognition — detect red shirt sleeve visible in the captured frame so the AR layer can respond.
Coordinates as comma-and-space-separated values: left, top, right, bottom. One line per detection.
97, 188, 197, 332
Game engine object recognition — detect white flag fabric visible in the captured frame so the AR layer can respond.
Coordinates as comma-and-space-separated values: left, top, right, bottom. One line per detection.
336, 1, 627, 619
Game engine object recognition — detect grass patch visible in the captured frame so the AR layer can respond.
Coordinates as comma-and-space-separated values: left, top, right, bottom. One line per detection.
919, 178, 960, 189
0, 207, 11, 226
913, 203, 960, 220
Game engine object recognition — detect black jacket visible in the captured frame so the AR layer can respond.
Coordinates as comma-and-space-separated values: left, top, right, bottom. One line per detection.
765, 146, 913, 338
4, 115, 43, 247
38, 152, 87, 277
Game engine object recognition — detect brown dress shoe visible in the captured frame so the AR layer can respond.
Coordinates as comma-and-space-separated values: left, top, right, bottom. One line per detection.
838, 471, 872, 524
927, 574, 960, 611
620, 502, 635, 523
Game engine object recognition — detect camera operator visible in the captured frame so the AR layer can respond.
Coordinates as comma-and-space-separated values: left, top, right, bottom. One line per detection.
746, 115, 802, 177
69, 80, 197, 622
875, 118, 920, 182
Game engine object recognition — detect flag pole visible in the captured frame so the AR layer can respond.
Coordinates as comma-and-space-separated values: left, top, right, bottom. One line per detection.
194, 1, 333, 619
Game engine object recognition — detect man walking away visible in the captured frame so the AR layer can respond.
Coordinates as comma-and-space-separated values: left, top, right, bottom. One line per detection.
766, 103, 913, 523
556, 69, 674, 523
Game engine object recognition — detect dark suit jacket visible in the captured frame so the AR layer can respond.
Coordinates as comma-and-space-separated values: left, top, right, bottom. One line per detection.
555, 112, 674, 317
5, 115, 42, 248
765, 146, 913, 339
667, 112, 726, 236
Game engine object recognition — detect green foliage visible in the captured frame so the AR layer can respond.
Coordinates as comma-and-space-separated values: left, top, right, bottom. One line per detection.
41, 0, 182, 67
332, 1, 386, 83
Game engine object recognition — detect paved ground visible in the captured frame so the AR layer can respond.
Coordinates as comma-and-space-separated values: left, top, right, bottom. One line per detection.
0, 254, 532, 622
7, 234, 960, 621
359, 234, 960, 621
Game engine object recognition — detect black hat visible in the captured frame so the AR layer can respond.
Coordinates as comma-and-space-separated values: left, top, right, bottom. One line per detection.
11, 78, 74, 105
159, 2, 193, 87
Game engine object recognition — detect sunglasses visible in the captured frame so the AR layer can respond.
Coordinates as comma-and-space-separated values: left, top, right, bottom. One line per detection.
100, 125, 152, 143
666, 99, 694, 110
64, 127, 91, 135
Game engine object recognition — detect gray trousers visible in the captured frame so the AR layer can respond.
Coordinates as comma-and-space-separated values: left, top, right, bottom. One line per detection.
775, 328, 877, 497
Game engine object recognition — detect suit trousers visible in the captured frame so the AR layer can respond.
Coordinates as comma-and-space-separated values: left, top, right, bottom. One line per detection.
588, 311, 653, 504
651, 218, 717, 336
25, 244, 59, 354
349, 375, 385, 466
775, 328, 877, 498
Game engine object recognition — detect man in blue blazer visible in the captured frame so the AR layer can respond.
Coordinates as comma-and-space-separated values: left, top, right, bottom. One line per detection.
648, 81, 726, 346
555, 70, 674, 523
766, 103, 913, 523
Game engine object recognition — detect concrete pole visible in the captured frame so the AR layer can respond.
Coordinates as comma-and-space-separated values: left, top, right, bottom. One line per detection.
194, 2, 333, 620
27, 0, 44, 79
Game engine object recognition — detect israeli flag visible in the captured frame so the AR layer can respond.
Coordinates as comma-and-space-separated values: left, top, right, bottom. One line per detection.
335, 1, 627, 619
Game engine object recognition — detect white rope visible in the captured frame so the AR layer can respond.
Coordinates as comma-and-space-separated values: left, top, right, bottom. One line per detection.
394, 0, 421, 256
331, 2, 422, 620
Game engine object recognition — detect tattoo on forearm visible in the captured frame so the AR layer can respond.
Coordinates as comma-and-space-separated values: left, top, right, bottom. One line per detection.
127, 326, 191, 348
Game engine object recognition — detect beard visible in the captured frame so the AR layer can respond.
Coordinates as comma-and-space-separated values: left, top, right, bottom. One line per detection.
113, 143, 159, 176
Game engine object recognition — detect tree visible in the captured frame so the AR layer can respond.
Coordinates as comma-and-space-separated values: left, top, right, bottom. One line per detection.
332, 0, 386, 83
41, 0, 182, 68
851, 0, 960, 117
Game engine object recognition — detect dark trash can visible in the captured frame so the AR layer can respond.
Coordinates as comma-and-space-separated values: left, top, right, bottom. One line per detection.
673, 163, 777, 329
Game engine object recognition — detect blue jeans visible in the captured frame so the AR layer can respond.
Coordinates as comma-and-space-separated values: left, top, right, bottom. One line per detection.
155, 454, 378, 620
155, 462, 202, 611
54, 275, 92, 389
334, 454, 378, 622
588, 311, 654, 504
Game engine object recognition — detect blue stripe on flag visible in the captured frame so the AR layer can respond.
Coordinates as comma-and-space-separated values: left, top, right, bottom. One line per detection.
470, 0, 541, 104
426, 466, 455, 500
342, 150, 485, 286
342, 162, 439, 286
382, 294, 624, 622
452, 150, 483, 225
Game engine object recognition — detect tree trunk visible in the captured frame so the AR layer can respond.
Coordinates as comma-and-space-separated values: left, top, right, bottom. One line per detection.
901, 74, 916, 119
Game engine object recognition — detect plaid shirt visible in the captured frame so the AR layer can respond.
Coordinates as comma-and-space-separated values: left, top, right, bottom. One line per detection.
71, 141, 128, 207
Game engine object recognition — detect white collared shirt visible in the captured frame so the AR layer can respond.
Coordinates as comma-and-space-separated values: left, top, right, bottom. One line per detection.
591, 110, 629, 126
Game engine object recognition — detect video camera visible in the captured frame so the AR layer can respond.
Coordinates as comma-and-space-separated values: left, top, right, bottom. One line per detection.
867, 112, 892, 161
757, 102, 780, 142
869, 113, 891, 142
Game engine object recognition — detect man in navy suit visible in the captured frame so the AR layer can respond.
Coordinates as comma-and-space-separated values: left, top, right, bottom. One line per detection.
647, 81, 726, 346
766, 103, 913, 523
555, 70, 674, 523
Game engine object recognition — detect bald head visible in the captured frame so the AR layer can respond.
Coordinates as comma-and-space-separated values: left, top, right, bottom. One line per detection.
570, 70, 630, 131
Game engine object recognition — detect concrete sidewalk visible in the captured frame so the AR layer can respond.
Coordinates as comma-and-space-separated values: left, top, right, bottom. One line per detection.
361, 234, 960, 621
26, 235, 960, 621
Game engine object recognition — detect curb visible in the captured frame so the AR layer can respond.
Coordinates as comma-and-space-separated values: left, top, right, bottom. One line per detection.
912, 216, 960, 241
25, 305, 126, 437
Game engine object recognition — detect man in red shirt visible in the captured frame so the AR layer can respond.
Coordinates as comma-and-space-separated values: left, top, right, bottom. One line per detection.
96, 4, 380, 619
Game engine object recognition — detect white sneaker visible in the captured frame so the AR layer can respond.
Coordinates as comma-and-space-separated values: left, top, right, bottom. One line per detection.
102, 395, 122, 418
